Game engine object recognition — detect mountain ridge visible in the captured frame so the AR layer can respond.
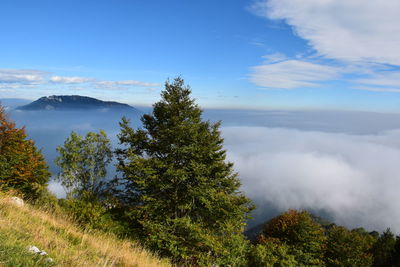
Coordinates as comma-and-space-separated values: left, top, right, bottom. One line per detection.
17, 95, 136, 111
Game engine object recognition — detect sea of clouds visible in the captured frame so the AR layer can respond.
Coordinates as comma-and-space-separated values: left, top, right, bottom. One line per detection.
223, 126, 400, 232
6, 106, 400, 233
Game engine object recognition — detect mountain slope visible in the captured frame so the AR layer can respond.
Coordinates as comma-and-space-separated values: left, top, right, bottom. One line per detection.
18, 95, 136, 111
0, 195, 169, 267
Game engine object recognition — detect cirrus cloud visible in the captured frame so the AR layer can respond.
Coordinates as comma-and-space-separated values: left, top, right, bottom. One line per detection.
249, 58, 341, 89
95, 80, 160, 89
49, 76, 95, 84
248, 1, 400, 92
0, 69, 160, 96
0, 69, 48, 84
251, 0, 400, 65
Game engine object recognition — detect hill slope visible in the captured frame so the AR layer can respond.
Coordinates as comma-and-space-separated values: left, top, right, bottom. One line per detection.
18, 95, 136, 111
0, 196, 169, 267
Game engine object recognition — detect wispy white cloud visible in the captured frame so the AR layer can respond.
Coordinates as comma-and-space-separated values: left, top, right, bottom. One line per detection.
250, 0, 400, 65
95, 80, 160, 90
249, 58, 340, 89
261, 53, 288, 64
353, 86, 400, 93
49, 76, 95, 84
356, 72, 400, 88
0, 69, 48, 84
0, 69, 160, 94
248, 1, 400, 91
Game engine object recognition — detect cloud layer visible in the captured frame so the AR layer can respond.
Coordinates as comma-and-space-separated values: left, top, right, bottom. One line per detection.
10, 107, 400, 233
223, 126, 400, 232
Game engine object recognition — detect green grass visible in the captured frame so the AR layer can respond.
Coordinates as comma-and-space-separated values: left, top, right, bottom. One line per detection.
0, 195, 170, 267
0, 233, 55, 267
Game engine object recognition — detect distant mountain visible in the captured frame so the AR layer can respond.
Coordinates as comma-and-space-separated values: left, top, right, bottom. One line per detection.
17, 95, 136, 111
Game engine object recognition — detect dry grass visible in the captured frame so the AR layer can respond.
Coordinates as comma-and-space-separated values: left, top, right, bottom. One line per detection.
0, 195, 170, 267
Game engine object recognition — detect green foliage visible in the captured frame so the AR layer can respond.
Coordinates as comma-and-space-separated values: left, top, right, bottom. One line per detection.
55, 130, 112, 198
58, 192, 103, 228
262, 210, 327, 266
372, 229, 396, 267
58, 191, 121, 232
325, 225, 374, 267
0, 105, 50, 199
113, 77, 253, 265
30, 187, 60, 211
140, 217, 246, 266
392, 236, 400, 266
248, 237, 298, 267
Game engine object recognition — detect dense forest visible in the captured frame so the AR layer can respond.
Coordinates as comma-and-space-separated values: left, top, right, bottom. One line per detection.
2, 78, 400, 266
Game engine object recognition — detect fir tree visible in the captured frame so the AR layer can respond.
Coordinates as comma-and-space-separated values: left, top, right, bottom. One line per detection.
114, 77, 253, 265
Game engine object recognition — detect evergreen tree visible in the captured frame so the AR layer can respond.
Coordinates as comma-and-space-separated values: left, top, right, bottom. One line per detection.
114, 77, 253, 265
0, 104, 50, 198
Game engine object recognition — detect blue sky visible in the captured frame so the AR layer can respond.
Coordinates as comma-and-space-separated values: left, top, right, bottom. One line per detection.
1, 0, 400, 111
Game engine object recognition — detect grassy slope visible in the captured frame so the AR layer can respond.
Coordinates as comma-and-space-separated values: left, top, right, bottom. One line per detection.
0, 196, 170, 267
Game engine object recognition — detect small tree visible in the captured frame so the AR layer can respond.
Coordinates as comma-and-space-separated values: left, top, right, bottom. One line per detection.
262, 209, 327, 266
0, 104, 50, 198
55, 130, 112, 198
325, 225, 375, 267
114, 77, 253, 265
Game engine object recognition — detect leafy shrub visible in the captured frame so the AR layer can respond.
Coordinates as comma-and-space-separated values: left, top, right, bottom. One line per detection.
325, 226, 375, 267
0, 105, 50, 199
248, 237, 298, 267
262, 210, 327, 266
58, 192, 123, 233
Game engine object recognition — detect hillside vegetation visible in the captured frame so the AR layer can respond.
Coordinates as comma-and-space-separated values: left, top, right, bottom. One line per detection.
3, 78, 400, 266
0, 195, 169, 267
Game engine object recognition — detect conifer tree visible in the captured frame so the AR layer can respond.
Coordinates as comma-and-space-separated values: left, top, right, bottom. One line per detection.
114, 77, 253, 265
0, 104, 50, 198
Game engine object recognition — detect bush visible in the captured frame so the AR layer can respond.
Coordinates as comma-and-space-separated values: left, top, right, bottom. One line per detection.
262, 210, 327, 266
248, 237, 297, 267
0, 105, 50, 199
58, 191, 123, 234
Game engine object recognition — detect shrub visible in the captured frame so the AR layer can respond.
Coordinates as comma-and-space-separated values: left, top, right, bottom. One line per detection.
0, 105, 50, 199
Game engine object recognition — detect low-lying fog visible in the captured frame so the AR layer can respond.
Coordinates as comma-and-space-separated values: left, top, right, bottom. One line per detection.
5, 104, 400, 233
